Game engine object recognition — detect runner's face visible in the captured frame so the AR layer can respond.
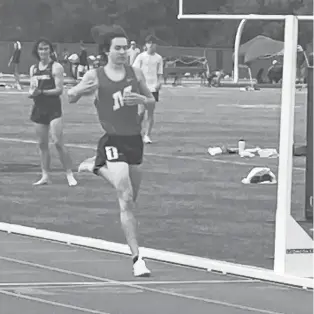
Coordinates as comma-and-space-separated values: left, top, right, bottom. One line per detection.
146, 42, 156, 53
108, 37, 128, 65
37, 42, 51, 61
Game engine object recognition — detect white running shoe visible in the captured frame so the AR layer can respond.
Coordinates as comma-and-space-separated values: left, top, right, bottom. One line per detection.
78, 156, 96, 173
143, 135, 152, 144
66, 172, 78, 187
133, 258, 151, 277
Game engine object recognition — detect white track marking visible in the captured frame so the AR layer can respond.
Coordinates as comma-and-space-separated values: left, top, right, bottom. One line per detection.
0, 137, 305, 171
0, 256, 286, 314
0, 279, 258, 288
0, 91, 28, 95
0, 289, 111, 314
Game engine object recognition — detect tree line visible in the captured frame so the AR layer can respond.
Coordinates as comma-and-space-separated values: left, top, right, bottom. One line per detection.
0, 0, 312, 49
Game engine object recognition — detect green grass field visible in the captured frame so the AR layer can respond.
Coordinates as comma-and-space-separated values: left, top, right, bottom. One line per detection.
0, 86, 311, 269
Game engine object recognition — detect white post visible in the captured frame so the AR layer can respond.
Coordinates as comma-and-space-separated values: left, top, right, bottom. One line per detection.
233, 19, 247, 83
274, 15, 298, 275
178, 0, 183, 17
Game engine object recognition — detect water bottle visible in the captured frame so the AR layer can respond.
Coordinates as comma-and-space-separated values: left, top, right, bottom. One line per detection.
238, 139, 246, 155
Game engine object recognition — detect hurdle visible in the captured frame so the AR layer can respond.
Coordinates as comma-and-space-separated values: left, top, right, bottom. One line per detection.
177, 1, 314, 288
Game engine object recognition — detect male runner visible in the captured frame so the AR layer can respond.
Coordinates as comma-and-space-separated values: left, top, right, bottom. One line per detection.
127, 40, 140, 65
29, 38, 77, 187
133, 35, 163, 144
78, 41, 89, 79
8, 39, 22, 90
67, 27, 155, 277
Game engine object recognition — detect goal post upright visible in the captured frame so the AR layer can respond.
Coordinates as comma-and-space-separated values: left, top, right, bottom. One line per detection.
233, 19, 247, 83
177, 0, 314, 287
273, 15, 298, 274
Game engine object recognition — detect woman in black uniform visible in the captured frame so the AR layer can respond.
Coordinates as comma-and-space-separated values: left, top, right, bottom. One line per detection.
29, 38, 77, 187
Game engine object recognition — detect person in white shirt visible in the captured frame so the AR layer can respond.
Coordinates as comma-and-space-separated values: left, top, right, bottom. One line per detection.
127, 41, 140, 65
133, 36, 163, 144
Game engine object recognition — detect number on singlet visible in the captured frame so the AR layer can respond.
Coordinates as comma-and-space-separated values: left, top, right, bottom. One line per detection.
112, 86, 132, 111
112, 91, 124, 111
105, 146, 119, 161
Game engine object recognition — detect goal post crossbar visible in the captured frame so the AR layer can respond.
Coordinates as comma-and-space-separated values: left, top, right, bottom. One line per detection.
177, 14, 314, 21
177, 0, 314, 21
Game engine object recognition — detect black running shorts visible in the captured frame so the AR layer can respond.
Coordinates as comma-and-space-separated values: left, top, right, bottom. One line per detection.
152, 91, 159, 102
30, 106, 62, 125
93, 134, 144, 175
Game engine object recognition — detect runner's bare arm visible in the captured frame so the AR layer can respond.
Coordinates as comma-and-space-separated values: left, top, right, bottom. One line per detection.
133, 67, 156, 109
132, 54, 142, 69
29, 65, 35, 77
41, 62, 64, 96
68, 69, 98, 103
8, 56, 13, 67
157, 55, 164, 88
28, 65, 38, 97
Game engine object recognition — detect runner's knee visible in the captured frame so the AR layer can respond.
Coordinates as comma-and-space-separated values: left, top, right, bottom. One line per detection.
38, 140, 49, 150
147, 105, 155, 116
116, 176, 133, 204
51, 136, 63, 149
109, 164, 134, 205
37, 134, 49, 150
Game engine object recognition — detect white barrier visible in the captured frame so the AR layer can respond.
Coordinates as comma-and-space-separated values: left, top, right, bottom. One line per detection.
0, 222, 312, 289
177, 0, 314, 288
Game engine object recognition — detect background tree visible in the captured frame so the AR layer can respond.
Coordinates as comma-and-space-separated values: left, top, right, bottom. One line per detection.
0, 0, 311, 51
